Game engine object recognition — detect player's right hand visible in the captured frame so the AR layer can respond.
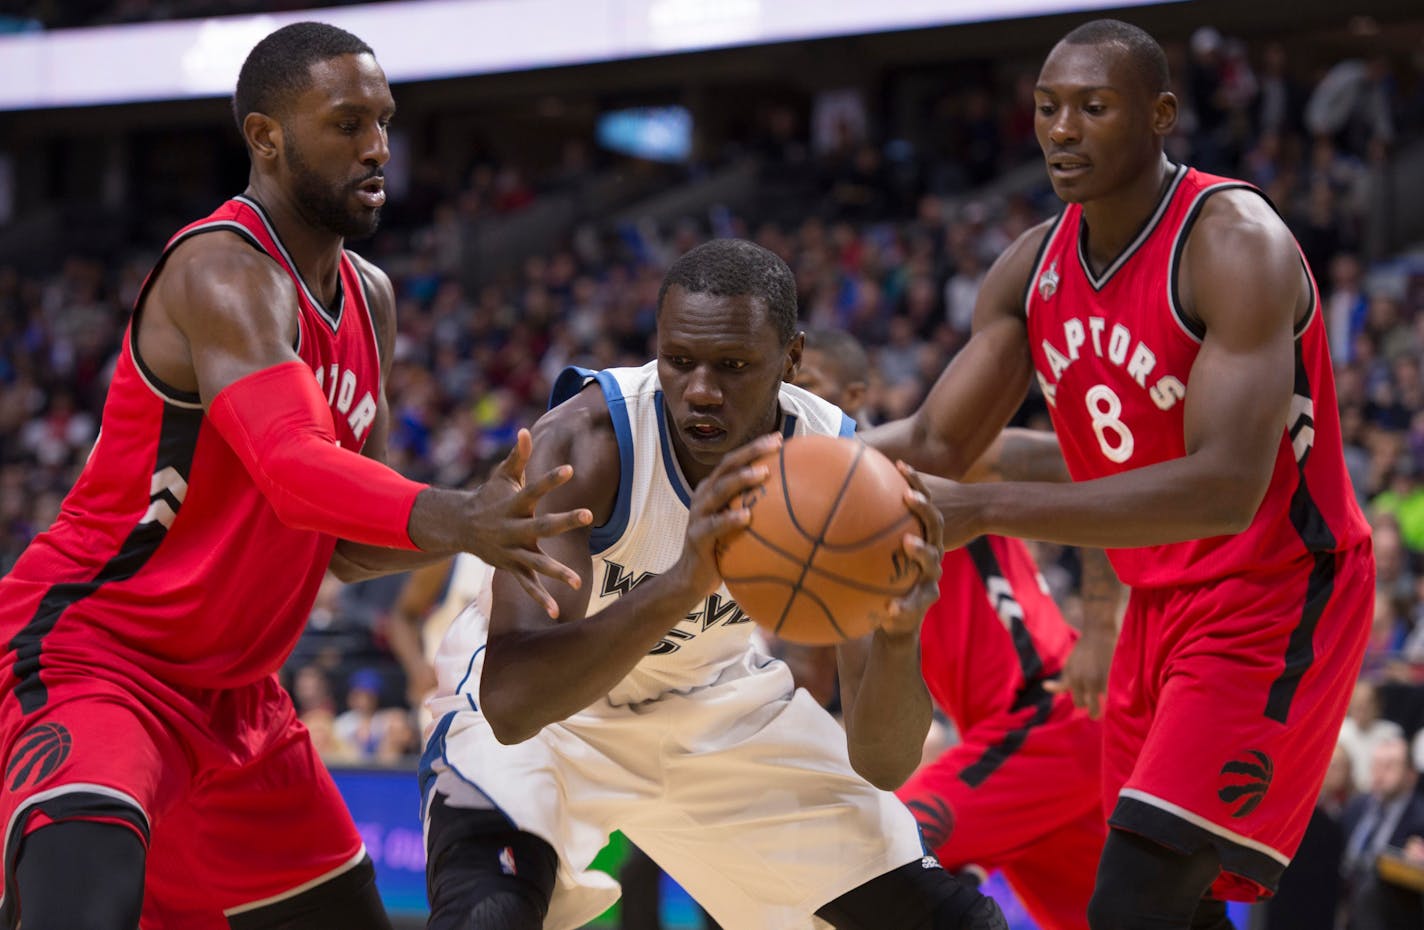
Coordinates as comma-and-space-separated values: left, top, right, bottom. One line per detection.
466, 428, 592, 616
670, 432, 781, 600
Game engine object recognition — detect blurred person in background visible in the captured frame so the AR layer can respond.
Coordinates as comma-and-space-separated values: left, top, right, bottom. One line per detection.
1340, 733, 1424, 929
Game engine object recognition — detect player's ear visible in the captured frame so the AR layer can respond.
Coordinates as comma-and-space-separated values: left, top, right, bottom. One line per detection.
783, 331, 805, 382
244, 112, 282, 164
1151, 91, 1178, 138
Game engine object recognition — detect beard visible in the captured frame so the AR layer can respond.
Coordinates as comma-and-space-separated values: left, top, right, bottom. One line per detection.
285, 135, 381, 240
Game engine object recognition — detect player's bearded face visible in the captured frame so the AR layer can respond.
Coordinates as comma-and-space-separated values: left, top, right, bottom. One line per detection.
284, 131, 382, 239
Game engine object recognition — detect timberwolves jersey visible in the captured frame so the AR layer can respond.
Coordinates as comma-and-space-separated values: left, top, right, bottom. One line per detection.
1024, 164, 1369, 587
430, 361, 855, 713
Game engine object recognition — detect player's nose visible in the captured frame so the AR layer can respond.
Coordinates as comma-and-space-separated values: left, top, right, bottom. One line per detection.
683, 366, 722, 407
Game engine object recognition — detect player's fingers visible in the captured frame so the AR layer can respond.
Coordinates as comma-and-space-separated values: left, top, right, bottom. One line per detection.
517, 463, 576, 504
511, 569, 560, 618
902, 532, 941, 582
528, 508, 594, 539
495, 429, 534, 481
699, 463, 769, 515
518, 547, 584, 592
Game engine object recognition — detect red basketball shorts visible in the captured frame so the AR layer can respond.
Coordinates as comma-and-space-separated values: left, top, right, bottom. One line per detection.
0, 659, 365, 929
1103, 540, 1374, 901
897, 694, 1106, 930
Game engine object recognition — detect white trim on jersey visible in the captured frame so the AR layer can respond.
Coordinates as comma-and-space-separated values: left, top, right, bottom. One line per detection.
1119, 788, 1290, 865
232, 195, 344, 332
1078, 161, 1187, 291
221, 845, 369, 916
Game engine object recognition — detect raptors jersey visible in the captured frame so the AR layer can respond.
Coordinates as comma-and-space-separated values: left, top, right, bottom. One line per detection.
0, 196, 382, 706
551, 362, 854, 706
920, 536, 1077, 734
1025, 165, 1369, 587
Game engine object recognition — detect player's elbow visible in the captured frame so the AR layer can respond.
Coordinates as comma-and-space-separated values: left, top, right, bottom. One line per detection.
849, 749, 917, 792
479, 677, 544, 745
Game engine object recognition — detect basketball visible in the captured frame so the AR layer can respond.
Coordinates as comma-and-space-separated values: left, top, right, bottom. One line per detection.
716, 434, 924, 645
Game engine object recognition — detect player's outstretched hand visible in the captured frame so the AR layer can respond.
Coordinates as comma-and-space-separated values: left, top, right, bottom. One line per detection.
881, 463, 945, 639
670, 432, 781, 600
466, 428, 592, 617
1046, 622, 1114, 718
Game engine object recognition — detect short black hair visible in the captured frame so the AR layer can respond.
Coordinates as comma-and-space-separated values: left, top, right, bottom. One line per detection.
804, 329, 869, 385
232, 22, 373, 136
657, 239, 799, 344
1060, 19, 1170, 95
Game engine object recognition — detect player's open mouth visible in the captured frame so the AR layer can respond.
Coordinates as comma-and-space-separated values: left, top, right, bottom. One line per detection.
1048, 158, 1090, 177
355, 179, 386, 207
684, 422, 726, 444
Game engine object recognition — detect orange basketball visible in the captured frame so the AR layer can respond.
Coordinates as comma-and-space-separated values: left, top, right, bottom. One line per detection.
716, 434, 924, 645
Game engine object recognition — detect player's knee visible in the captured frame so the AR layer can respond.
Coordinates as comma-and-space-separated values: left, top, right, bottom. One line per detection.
15, 821, 145, 930
425, 801, 557, 930
1088, 830, 1222, 930
816, 858, 1008, 930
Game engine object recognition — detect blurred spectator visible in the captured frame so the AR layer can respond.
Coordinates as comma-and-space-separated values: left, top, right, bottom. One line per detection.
1341, 734, 1424, 930
1342, 680, 1408, 794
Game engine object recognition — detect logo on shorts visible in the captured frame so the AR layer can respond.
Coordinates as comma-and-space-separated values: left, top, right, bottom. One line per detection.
1218, 749, 1273, 818
905, 796, 955, 850
6, 722, 72, 792
498, 846, 517, 876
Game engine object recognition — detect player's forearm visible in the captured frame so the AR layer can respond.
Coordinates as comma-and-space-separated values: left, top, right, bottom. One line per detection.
940, 451, 1269, 549
842, 630, 932, 791
1077, 548, 1123, 638
480, 577, 703, 744
329, 540, 452, 581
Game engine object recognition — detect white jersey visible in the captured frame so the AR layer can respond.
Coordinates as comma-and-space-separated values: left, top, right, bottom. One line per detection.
421, 363, 925, 929
430, 360, 855, 714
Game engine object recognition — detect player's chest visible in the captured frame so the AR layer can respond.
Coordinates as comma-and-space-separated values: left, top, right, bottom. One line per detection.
302, 328, 380, 451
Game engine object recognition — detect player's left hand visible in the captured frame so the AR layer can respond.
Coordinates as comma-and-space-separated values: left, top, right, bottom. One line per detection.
880, 463, 944, 639
1046, 621, 1115, 718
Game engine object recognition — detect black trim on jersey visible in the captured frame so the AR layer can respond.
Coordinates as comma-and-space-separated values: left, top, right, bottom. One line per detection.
1110, 794, 1286, 896
130, 222, 270, 407
234, 195, 345, 332
957, 536, 1056, 788
1077, 162, 1187, 291
1262, 341, 1337, 723
7, 403, 203, 714
964, 538, 1045, 684
1020, 210, 1067, 318
958, 684, 1055, 789
1264, 551, 1336, 724
1, 789, 150, 929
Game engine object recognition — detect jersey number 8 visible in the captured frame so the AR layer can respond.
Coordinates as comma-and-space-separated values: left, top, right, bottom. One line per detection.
1086, 384, 1134, 464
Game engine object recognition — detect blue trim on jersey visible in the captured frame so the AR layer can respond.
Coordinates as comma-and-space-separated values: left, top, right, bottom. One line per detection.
782, 413, 798, 438
548, 365, 598, 409
547, 366, 636, 554
653, 390, 694, 508
417, 710, 457, 812
455, 645, 485, 713
838, 411, 857, 436
591, 371, 635, 553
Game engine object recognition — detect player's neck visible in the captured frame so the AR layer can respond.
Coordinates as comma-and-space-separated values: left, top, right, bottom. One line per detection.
242, 182, 345, 306
1077, 155, 1174, 274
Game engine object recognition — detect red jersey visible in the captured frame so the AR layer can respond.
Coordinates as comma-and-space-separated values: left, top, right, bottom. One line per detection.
1024, 164, 1369, 588
919, 536, 1077, 733
0, 196, 382, 707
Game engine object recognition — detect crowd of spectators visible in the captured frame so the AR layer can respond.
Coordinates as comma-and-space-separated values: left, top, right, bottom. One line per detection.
2, 22, 1423, 803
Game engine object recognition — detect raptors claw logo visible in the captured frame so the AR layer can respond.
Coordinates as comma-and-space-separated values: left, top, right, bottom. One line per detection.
906, 796, 955, 850
1218, 749, 1273, 818
6, 722, 72, 792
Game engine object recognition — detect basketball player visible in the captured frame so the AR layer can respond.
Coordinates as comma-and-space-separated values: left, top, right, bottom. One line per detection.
872, 19, 1375, 930
0, 23, 588, 930
796, 330, 1110, 930
389, 553, 492, 724
420, 239, 1009, 930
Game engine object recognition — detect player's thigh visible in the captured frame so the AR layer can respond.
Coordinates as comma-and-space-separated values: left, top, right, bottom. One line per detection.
897, 713, 1101, 869
1, 673, 185, 923
998, 806, 1105, 930
646, 690, 924, 925
1112, 548, 1373, 900
147, 706, 369, 921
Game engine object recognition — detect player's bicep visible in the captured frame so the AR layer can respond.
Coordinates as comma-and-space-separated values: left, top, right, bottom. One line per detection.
1180, 205, 1300, 498
163, 240, 304, 407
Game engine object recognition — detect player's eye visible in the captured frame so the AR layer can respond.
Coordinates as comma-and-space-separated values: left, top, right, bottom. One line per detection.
723, 360, 749, 371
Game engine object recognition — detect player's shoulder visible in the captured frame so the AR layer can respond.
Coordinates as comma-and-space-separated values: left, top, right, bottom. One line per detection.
530, 382, 620, 482
979, 215, 1063, 314
1183, 187, 1301, 283
157, 227, 295, 310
